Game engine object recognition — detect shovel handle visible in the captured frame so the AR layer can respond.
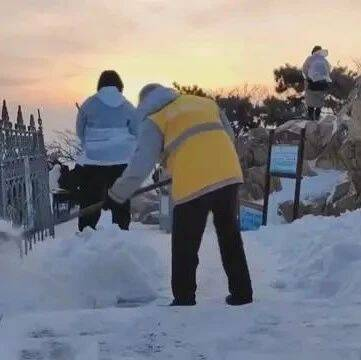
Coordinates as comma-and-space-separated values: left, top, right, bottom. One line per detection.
69, 178, 172, 222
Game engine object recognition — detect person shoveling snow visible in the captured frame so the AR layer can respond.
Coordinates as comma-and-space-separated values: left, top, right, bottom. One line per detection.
105, 84, 253, 306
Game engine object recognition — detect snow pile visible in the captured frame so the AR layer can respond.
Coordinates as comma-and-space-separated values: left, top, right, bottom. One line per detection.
0, 220, 22, 253
0, 223, 164, 315
252, 209, 361, 301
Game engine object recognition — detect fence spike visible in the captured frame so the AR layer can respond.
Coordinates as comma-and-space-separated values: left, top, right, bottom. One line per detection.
37, 109, 43, 132
2, 100, 9, 122
28, 114, 36, 131
16, 105, 25, 130
1, 100, 10, 127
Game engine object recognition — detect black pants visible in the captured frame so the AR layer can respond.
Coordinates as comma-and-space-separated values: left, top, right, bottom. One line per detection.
78, 165, 130, 231
172, 184, 253, 302
308, 107, 321, 121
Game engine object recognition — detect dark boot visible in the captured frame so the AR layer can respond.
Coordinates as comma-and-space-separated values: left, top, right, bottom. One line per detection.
169, 298, 196, 306
307, 107, 315, 120
315, 108, 321, 120
225, 294, 253, 306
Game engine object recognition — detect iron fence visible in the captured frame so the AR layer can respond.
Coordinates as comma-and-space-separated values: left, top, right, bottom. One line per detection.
0, 100, 54, 255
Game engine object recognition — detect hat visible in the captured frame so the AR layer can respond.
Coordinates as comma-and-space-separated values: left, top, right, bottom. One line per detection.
139, 83, 162, 104
312, 46, 322, 54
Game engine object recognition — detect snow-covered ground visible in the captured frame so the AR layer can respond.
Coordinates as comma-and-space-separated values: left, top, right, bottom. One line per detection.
1, 169, 361, 359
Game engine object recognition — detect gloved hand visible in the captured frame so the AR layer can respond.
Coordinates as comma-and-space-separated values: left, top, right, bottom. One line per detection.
102, 193, 120, 211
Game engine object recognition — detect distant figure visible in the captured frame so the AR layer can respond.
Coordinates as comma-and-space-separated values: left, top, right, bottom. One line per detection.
76, 70, 140, 231
302, 46, 332, 120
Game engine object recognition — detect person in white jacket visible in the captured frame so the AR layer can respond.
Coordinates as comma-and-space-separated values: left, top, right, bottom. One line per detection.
75, 70, 140, 231
302, 46, 332, 120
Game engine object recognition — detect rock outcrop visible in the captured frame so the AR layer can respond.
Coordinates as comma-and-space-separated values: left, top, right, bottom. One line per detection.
277, 78, 361, 221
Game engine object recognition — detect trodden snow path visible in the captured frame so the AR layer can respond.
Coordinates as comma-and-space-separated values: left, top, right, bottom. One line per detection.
2, 166, 361, 360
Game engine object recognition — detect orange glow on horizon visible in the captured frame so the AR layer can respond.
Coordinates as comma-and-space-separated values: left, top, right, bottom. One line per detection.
0, 0, 360, 133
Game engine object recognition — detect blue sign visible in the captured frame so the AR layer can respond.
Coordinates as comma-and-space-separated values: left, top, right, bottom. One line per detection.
240, 204, 263, 232
270, 145, 299, 175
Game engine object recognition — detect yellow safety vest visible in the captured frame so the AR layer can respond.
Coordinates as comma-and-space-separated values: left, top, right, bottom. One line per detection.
150, 94, 243, 204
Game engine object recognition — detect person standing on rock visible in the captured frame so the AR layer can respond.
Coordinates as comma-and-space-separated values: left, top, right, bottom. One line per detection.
76, 70, 140, 231
105, 84, 253, 306
302, 46, 332, 120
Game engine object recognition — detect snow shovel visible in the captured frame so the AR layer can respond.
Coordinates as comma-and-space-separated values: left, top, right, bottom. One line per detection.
0, 178, 172, 243
62, 177, 172, 222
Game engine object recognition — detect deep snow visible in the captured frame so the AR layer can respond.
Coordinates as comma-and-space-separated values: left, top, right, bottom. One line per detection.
1, 169, 361, 359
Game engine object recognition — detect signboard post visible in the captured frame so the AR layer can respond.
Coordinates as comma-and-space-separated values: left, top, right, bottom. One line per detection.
263, 127, 306, 225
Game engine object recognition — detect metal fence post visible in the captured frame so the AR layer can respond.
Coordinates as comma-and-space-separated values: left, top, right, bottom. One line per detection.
0, 103, 54, 254
24, 156, 34, 228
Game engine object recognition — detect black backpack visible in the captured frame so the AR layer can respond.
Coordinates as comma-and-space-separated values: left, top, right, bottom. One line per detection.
307, 79, 330, 91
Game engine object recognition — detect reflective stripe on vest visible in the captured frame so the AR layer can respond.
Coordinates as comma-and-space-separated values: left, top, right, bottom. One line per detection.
160, 121, 225, 164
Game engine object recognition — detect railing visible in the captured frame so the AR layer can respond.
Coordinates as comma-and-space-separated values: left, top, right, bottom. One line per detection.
0, 100, 54, 255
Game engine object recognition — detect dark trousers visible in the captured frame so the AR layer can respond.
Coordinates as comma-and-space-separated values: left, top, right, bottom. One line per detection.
308, 107, 321, 120
78, 164, 130, 231
171, 184, 253, 302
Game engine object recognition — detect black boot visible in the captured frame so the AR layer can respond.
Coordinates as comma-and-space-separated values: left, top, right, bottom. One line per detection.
225, 294, 253, 306
169, 298, 196, 306
307, 107, 315, 120
315, 108, 321, 120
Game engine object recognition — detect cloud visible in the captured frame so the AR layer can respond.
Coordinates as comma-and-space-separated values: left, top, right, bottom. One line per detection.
0, 53, 48, 68
183, 1, 238, 28
0, 76, 42, 87
0, 2, 139, 57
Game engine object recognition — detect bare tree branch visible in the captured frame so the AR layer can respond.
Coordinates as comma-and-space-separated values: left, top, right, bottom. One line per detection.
353, 58, 361, 75
46, 130, 82, 163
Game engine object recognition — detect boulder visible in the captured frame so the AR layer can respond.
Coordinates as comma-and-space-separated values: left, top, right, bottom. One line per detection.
347, 77, 361, 140
238, 183, 253, 201
237, 128, 269, 169
326, 194, 360, 216
349, 170, 361, 194
278, 194, 328, 223
243, 166, 282, 201
325, 179, 361, 216
278, 179, 361, 222
317, 79, 361, 194
275, 117, 335, 160
236, 137, 253, 169
328, 180, 353, 203
302, 161, 317, 177
248, 127, 269, 143
339, 140, 361, 171
317, 137, 361, 192
277, 80, 361, 221
140, 211, 159, 225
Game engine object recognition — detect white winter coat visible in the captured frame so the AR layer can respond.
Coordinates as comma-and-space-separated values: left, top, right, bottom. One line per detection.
76, 86, 140, 166
302, 50, 332, 83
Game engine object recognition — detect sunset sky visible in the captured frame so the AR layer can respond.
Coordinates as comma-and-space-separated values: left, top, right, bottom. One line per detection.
0, 0, 360, 135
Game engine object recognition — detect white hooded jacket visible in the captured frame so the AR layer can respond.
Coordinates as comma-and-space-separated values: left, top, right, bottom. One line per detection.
76, 86, 140, 166
302, 49, 332, 83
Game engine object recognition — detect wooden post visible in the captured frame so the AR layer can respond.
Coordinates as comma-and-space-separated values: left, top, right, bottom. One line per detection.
293, 127, 306, 221
262, 129, 274, 226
